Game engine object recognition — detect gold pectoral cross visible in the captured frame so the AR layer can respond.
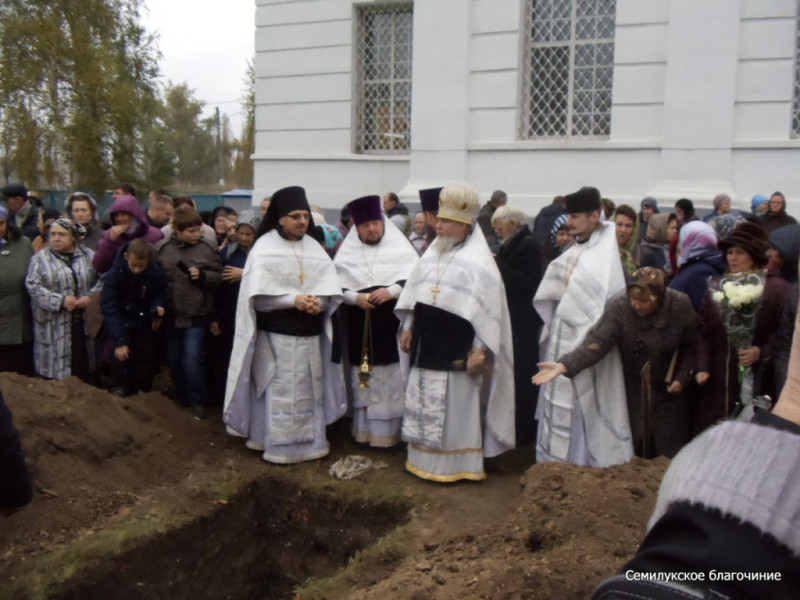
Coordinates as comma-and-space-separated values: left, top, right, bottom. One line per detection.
299, 272, 305, 284
431, 284, 440, 305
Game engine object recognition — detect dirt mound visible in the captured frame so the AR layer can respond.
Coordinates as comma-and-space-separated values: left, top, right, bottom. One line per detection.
0, 372, 669, 600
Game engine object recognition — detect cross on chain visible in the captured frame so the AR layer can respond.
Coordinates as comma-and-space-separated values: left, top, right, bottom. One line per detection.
431, 284, 440, 305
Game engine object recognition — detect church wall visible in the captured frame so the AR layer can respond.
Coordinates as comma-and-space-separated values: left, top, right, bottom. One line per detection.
252, 0, 800, 215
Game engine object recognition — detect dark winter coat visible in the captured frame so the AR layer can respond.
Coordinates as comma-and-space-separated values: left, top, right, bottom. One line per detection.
761, 197, 797, 233
0, 234, 34, 345
694, 269, 787, 433
217, 243, 250, 327
155, 236, 222, 328
92, 196, 164, 273
0, 388, 32, 510
668, 250, 726, 311
101, 254, 167, 348
559, 289, 697, 458
495, 225, 543, 445
774, 282, 798, 396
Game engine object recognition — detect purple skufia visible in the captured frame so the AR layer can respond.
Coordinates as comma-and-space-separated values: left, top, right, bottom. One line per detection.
348, 195, 382, 226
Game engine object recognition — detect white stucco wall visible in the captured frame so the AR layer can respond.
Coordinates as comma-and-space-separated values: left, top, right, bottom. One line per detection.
253, 0, 800, 216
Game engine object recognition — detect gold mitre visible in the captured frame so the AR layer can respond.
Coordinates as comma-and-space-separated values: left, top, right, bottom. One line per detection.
436, 184, 479, 225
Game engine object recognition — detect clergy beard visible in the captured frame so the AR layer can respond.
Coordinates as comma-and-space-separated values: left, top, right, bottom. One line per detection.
431, 234, 463, 254
359, 233, 383, 246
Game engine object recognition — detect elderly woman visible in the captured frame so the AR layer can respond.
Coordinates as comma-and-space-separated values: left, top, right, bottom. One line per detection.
0, 206, 35, 374
694, 222, 783, 433
25, 219, 101, 381
637, 212, 678, 276
668, 221, 726, 311
65, 192, 102, 249
533, 268, 697, 458
613, 205, 640, 278
492, 205, 543, 445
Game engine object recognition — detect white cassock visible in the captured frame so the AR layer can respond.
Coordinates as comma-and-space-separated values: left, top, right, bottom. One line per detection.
333, 220, 419, 447
395, 228, 515, 482
534, 221, 633, 467
223, 230, 345, 463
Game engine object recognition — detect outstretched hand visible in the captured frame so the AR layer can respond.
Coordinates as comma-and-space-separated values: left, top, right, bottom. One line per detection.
532, 362, 567, 386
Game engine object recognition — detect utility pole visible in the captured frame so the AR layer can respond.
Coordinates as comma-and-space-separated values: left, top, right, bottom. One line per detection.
216, 106, 223, 186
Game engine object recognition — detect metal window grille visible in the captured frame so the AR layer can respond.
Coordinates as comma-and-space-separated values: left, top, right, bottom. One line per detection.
355, 5, 413, 154
519, 0, 616, 140
793, 5, 800, 137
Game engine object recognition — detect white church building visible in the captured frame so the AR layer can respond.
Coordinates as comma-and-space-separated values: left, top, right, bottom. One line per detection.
253, 0, 800, 215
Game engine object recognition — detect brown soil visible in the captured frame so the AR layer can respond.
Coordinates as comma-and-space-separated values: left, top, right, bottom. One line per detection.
0, 372, 669, 600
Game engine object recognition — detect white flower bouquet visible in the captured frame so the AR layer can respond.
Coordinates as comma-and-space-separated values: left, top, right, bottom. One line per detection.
710, 270, 766, 401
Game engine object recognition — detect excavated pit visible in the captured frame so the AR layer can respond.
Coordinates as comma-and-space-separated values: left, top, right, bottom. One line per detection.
48, 477, 410, 600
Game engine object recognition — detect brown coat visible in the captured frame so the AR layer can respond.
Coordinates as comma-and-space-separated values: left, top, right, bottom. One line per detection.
155, 237, 222, 328
560, 289, 697, 458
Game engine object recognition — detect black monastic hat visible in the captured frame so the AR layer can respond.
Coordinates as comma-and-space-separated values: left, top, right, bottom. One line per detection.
418, 187, 443, 213
564, 186, 601, 213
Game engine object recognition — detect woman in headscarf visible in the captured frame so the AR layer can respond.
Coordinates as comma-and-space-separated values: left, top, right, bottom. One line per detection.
65, 192, 102, 249
669, 221, 726, 311
694, 222, 780, 433
25, 218, 101, 381
533, 267, 697, 458
0, 206, 35, 375
761, 191, 798, 233
613, 204, 640, 279
637, 212, 678, 276
492, 204, 543, 445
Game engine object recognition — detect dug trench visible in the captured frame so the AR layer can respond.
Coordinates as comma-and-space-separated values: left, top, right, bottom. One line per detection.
47, 478, 411, 600
1, 372, 668, 600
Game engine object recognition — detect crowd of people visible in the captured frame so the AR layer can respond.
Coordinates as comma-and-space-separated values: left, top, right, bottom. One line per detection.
2, 181, 798, 472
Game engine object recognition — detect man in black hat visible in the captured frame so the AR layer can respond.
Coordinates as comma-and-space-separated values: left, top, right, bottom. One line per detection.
417, 187, 442, 252
533, 186, 632, 468
2, 183, 39, 241
224, 186, 345, 464
333, 195, 419, 447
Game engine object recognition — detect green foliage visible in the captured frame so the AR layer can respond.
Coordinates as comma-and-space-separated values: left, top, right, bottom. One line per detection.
230, 59, 255, 188
0, 0, 159, 198
0, 0, 252, 195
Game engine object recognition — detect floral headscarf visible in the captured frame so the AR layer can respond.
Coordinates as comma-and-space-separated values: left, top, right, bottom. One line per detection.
51, 218, 87, 241
678, 221, 718, 267
626, 267, 666, 307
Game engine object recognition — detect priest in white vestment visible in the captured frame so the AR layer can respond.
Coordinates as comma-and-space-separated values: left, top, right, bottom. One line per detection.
223, 186, 345, 464
333, 195, 419, 447
533, 186, 633, 467
396, 184, 516, 482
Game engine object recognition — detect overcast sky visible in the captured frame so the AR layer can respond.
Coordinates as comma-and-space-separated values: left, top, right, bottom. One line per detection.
143, 0, 255, 135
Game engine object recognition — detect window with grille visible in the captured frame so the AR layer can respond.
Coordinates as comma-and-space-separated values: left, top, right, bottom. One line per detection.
519, 0, 616, 140
355, 5, 413, 154
793, 5, 800, 137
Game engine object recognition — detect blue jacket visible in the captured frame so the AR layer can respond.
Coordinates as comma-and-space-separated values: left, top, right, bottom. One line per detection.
669, 250, 726, 311
101, 255, 166, 347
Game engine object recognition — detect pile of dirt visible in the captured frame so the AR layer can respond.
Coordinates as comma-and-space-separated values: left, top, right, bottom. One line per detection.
0, 372, 669, 600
